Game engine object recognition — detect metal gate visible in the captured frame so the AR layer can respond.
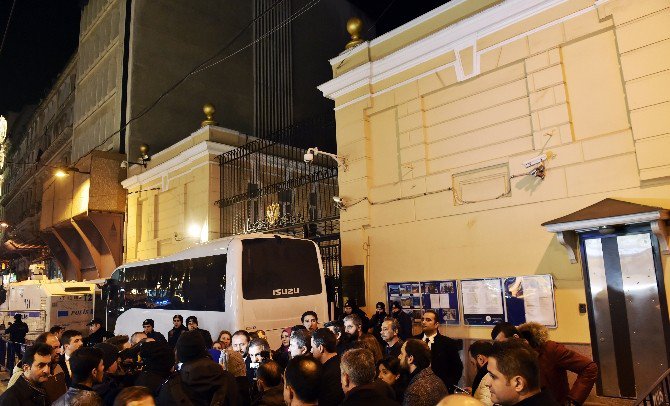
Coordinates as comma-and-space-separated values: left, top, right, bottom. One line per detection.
216, 116, 342, 310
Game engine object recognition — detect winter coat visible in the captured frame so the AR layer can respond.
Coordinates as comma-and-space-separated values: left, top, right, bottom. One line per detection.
157, 357, 239, 406
519, 322, 598, 404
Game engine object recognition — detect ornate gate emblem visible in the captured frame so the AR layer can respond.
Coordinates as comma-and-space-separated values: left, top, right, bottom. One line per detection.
266, 203, 280, 226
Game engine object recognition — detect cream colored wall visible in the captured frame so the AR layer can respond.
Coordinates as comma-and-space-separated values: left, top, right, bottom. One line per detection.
124, 155, 220, 262
329, 0, 670, 344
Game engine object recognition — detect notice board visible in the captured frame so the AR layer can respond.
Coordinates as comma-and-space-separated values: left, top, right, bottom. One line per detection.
420, 280, 460, 325
460, 278, 505, 326
503, 274, 556, 327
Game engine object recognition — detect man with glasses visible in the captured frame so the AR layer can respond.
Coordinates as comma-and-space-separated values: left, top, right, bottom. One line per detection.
168, 314, 188, 348
142, 319, 167, 344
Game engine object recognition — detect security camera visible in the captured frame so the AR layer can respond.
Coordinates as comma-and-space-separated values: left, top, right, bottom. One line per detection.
333, 196, 346, 211
120, 160, 128, 168
303, 146, 347, 171
304, 148, 316, 164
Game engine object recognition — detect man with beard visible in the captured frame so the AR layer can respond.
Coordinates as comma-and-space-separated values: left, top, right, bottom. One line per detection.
468, 341, 493, 406
0, 343, 53, 405
339, 300, 370, 333
413, 310, 463, 393
398, 339, 448, 406
343, 314, 363, 348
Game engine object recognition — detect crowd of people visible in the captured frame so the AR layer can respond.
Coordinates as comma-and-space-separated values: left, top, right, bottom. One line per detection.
0, 300, 598, 406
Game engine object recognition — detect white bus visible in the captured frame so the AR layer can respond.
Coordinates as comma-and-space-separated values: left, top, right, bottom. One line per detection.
105, 233, 327, 347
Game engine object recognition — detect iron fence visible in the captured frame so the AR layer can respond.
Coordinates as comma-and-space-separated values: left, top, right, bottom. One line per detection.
636, 369, 670, 405
216, 116, 342, 309
216, 115, 339, 239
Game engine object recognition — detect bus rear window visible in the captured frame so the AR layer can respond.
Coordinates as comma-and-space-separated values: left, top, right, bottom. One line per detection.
242, 238, 322, 300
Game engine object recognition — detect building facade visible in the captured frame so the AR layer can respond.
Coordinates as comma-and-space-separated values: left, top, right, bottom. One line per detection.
0, 57, 77, 280
320, 0, 670, 400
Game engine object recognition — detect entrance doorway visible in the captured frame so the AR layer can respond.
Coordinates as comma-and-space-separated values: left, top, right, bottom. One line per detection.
581, 227, 670, 398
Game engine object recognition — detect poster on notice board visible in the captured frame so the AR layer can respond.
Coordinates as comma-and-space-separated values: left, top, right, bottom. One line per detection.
387, 282, 422, 321
503, 274, 556, 327
460, 278, 505, 326
420, 280, 460, 325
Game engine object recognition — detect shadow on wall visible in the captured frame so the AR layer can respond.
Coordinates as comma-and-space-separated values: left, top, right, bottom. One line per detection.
535, 234, 582, 281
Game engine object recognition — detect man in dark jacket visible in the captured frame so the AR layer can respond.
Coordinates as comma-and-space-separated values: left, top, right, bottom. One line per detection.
367, 302, 388, 340
390, 302, 413, 340
7, 313, 29, 343
34, 332, 67, 402
310, 328, 344, 406
157, 330, 238, 406
399, 339, 448, 406
6, 313, 29, 370
84, 318, 113, 346
283, 356, 322, 406
58, 329, 84, 387
339, 300, 370, 333
92, 342, 123, 405
340, 348, 399, 406
487, 340, 560, 406
0, 342, 52, 405
413, 310, 463, 393
185, 315, 213, 348
167, 314, 188, 348
53, 347, 105, 406
134, 341, 175, 396
142, 319, 167, 344
252, 361, 284, 406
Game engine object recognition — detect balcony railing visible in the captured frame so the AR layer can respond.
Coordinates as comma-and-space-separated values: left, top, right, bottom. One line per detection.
635, 369, 670, 406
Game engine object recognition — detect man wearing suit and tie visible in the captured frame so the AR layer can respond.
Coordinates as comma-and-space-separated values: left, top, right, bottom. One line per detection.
413, 309, 463, 393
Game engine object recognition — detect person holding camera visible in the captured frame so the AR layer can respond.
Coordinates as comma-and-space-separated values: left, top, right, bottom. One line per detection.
157, 330, 238, 406
248, 338, 272, 402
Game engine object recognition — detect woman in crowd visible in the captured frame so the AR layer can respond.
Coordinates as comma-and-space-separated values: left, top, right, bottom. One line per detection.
355, 333, 384, 363
273, 327, 291, 370
217, 330, 233, 349
376, 357, 407, 401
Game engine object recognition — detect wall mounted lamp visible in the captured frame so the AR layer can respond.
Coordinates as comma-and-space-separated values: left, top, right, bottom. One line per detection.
54, 166, 90, 178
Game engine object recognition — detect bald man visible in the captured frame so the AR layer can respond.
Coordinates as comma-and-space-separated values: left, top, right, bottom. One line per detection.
437, 394, 486, 406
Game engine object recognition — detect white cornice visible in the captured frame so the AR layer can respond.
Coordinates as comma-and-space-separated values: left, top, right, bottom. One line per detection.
544, 212, 667, 233
318, 0, 607, 101
121, 140, 234, 189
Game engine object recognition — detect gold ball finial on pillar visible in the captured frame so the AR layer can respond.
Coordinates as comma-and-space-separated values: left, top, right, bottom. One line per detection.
345, 17, 364, 49
201, 103, 218, 127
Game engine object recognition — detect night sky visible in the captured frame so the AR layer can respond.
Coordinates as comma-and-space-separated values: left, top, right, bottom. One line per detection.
0, 0, 80, 114
0, 0, 449, 116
